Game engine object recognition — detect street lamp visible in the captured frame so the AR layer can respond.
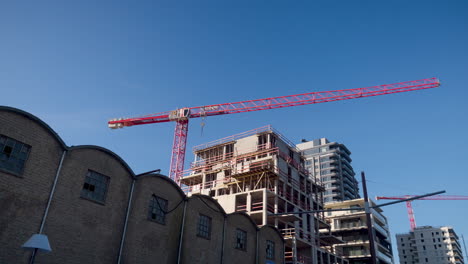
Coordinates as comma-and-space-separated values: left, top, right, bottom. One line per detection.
22, 234, 52, 264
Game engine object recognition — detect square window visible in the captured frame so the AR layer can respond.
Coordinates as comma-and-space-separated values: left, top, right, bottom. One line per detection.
235, 229, 247, 250
80, 170, 110, 203
266, 240, 275, 259
0, 135, 31, 175
148, 195, 168, 224
197, 214, 211, 239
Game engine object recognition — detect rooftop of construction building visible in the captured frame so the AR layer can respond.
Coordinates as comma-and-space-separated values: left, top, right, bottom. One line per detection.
192, 125, 300, 152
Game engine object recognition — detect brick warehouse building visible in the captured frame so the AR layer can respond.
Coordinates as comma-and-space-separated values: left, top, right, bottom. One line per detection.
0, 106, 284, 264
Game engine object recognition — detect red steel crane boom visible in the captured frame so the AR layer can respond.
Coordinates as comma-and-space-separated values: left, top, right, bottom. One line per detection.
108, 78, 440, 183
375, 195, 468, 231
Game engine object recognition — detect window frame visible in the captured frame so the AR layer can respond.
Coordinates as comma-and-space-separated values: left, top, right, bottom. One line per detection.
266, 240, 275, 260
80, 170, 110, 204
197, 214, 212, 239
235, 228, 247, 251
0, 134, 31, 176
148, 195, 168, 224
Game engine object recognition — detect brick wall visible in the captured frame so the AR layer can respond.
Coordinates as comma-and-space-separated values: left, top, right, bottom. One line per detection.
0, 106, 284, 264
38, 147, 133, 264
122, 175, 185, 264
0, 109, 64, 263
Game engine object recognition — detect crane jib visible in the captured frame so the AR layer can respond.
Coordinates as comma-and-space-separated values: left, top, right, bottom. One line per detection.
107, 77, 440, 182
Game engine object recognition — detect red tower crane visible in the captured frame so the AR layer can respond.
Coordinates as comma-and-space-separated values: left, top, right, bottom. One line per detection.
108, 78, 440, 183
375, 195, 468, 231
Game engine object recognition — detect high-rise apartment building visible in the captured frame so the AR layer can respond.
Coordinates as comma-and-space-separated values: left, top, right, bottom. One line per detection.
181, 126, 348, 264
323, 199, 394, 264
297, 138, 360, 203
396, 226, 465, 264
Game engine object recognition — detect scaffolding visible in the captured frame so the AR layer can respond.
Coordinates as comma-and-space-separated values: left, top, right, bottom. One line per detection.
180, 126, 348, 264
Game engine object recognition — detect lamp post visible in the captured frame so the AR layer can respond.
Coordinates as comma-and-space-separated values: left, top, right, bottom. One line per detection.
361, 171, 377, 264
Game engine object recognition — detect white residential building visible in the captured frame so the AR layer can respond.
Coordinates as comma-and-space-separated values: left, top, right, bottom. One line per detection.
396, 226, 464, 264
323, 199, 394, 264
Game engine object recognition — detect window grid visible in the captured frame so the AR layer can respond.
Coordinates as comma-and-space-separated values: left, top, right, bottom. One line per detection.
148, 195, 167, 224
197, 214, 211, 239
81, 170, 110, 203
266, 240, 275, 259
236, 229, 247, 250
0, 135, 31, 175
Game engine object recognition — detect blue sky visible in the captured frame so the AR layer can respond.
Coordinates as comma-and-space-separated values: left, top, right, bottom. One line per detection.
1, 1, 467, 262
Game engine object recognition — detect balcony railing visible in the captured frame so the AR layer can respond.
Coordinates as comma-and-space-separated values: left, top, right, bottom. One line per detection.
337, 222, 366, 229
342, 249, 370, 257
280, 227, 313, 244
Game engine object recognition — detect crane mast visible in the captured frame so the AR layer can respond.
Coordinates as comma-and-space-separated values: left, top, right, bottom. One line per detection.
109, 78, 440, 183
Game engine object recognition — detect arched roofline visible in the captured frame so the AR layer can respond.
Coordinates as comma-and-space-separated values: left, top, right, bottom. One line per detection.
190, 194, 226, 215
0, 106, 67, 149
227, 212, 258, 230
259, 225, 285, 242
0, 106, 188, 195
144, 173, 185, 198
68, 145, 136, 177
0, 106, 144, 181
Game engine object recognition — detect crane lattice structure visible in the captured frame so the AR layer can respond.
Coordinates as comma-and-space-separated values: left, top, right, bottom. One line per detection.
108, 78, 440, 183
375, 195, 468, 231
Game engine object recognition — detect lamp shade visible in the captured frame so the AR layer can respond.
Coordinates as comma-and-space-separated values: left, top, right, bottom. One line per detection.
22, 234, 52, 252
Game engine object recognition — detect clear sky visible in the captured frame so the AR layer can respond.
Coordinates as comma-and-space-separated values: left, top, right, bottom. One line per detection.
2, 1, 467, 262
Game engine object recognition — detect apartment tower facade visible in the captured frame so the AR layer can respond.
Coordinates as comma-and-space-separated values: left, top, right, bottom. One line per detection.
297, 138, 359, 204
396, 226, 464, 264
323, 199, 394, 264
181, 126, 348, 264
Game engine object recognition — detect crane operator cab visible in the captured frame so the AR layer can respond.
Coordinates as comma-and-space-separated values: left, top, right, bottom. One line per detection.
169, 108, 191, 121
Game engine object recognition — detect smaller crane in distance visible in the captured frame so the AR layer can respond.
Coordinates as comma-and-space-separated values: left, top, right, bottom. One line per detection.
375, 195, 468, 231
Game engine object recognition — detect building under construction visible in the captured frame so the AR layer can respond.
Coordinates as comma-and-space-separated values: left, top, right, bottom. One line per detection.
180, 125, 348, 264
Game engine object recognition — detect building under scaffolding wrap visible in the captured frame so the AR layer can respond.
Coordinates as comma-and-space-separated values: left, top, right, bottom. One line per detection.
180, 125, 349, 264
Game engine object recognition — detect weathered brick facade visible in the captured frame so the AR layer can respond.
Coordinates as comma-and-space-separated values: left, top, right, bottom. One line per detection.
0, 106, 284, 264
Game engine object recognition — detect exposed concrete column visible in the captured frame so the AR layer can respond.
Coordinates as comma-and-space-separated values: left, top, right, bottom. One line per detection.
262, 189, 267, 225
247, 192, 252, 213
201, 173, 206, 191
274, 181, 279, 228
274, 180, 279, 213
309, 247, 316, 264
292, 236, 297, 264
